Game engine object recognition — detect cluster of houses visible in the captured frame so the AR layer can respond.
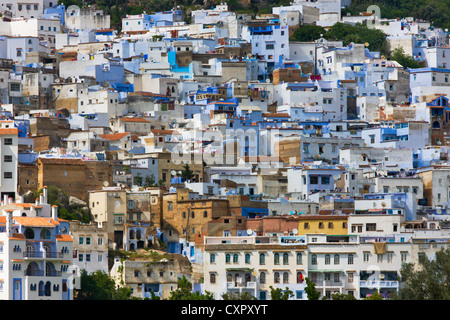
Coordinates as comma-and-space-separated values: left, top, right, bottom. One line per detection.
0, 0, 449, 300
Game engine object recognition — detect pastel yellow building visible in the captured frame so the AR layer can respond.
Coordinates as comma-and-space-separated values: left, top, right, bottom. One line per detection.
296, 215, 348, 235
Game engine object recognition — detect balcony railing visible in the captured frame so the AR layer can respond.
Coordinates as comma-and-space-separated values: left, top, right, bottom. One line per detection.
323, 281, 343, 287
23, 252, 64, 259
359, 280, 399, 288
227, 282, 257, 289
24, 270, 62, 277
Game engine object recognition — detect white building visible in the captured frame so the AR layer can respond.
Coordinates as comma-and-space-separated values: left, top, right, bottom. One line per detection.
0, 125, 18, 199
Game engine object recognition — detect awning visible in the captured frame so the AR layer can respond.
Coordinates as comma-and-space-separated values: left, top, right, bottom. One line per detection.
226, 268, 254, 272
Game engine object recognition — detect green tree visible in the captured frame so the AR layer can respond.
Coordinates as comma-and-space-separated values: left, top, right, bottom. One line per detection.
144, 174, 156, 187
76, 270, 118, 300
181, 164, 195, 182
134, 173, 143, 186
304, 277, 321, 300
290, 25, 326, 42
390, 47, 421, 69
364, 289, 384, 300
169, 275, 214, 300
393, 247, 450, 300
269, 286, 294, 300
331, 292, 357, 300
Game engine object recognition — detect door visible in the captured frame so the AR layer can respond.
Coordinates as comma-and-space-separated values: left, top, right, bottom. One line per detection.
13, 279, 21, 300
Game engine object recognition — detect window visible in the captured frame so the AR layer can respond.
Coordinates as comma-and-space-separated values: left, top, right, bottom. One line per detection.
363, 252, 370, 262
304, 222, 309, 229
311, 254, 317, 265
210, 253, 216, 264
274, 253, 280, 265
283, 253, 289, 265
259, 253, 265, 265
348, 254, 354, 265
328, 222, 334, 229
4, 138, 13, 145
283, 272, 289, 284
274, 272, 280, 284
245, 253, 250, 264
401, 252, 407, 263
325, 254, 330, 265
210, 273, 216, 284
3, 172, 12, 179
225, 254, 231, 264
233, 254, 239, 263
348, 272, 354, 283
334, 254, 340, 265
377, 254, 383, 263
366, 223, 376, 231
296, 252, 302, 265
387, 252, 393, 263
260, 272, 266, 284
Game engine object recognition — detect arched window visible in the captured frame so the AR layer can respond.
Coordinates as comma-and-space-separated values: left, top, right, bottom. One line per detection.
24, 228, 34, 240
283, 272, 289, 284
245, 273, 251, 283
225, 254, 231, 264
136, 230, 142, 240
203, 211, 208, 218
210, 273, 216, 284
274, 253, 280, 265
259, 253, 265, 265
210, 253, 216, 264
296, 252, 302, 265
227, 273, 232, 282
40, 229, 51, 240
334, 254, 340, 265
274, 272, 280, 283
311, 254, 317, 265
283, 253, 289, 265
260, 272, 266, 284
325, 254, 331, 265
233, 253, 239, 263
348, 254, 354, 265
129, 230, 136, 239
45, 281, 51, 296
38, 281, 45, 296
245, 253, 251, 264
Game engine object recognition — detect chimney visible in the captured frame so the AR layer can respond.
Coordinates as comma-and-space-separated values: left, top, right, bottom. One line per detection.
39, 193, 44, 204
35, 198, 39, 206
52, 205, 58, 221
8, 197, 12, 204
5, 209, 13, 237
3, 194, 7, 205
43, 186, 48, 204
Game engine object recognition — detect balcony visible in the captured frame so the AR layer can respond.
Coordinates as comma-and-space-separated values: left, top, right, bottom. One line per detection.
23, 252, 64, 259
227, 281, 257, 289
359, 280, 399, 288
25, 270, 62, 277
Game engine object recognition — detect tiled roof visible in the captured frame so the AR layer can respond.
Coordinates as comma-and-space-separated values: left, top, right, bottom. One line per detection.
121, 117, 150, 123
0, 128, 18, 135
262, 113, 290, 118
55, 234, 73, 242
99, 132, 131, 140
13, 217, 57, 227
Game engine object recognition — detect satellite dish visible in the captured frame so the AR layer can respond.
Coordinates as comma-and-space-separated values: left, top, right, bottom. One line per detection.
292, 228, 298, 235
103, 181, 109, 187
379, 273, 385, 280
171, 170, 176, 176
436, 208, 442, 214
247, 229, 253, 235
